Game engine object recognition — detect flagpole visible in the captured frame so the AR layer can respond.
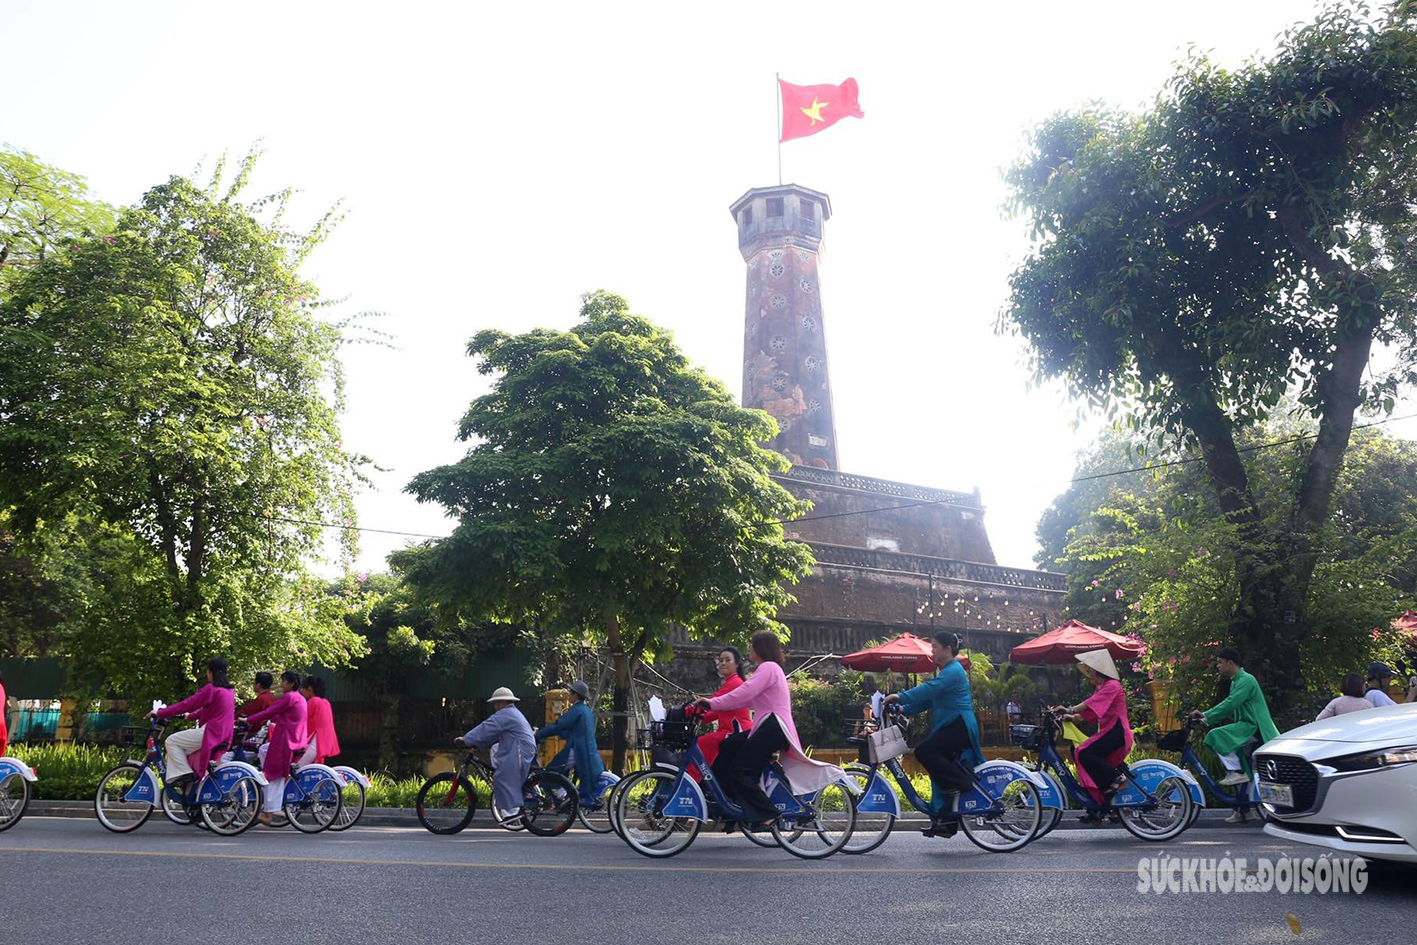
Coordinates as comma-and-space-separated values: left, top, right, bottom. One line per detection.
775, 73, 782, 185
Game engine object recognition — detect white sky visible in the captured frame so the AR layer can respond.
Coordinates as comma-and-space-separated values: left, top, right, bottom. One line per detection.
7, 0, 1405, 575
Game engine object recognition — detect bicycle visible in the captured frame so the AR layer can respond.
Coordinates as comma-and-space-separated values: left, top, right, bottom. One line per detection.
415, 745, 579, 836
1158, 718, 1267, 826
612, 706, 857, 860
329, 765, 371, 831
0, 755, 37, 832
94, 719, 265, 836
840, 703, 1051, 854
1009, 707, 1201, 842
225, 724, 345, 833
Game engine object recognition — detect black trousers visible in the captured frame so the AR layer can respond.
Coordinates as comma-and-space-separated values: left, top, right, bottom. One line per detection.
710, 714, 790, 822
913, 717, 976, 796
1077, 720, 1125, 797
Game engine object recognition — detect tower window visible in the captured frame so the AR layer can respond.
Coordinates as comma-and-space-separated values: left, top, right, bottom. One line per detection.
741, 206, 752, 226
800, 199, 815, 220
767, 197, 784, 217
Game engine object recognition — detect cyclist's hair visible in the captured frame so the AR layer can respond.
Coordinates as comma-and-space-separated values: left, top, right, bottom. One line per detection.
1216, 646, 1242, 665
280, 670, 301, 688
932, 631, 960, 656
254, 671, 273, 690
750, 631, 786, 667
207, 657, 231, 689
301, 675, 327, 698
1340, 673, 1364, 698
720, 646, 748, 681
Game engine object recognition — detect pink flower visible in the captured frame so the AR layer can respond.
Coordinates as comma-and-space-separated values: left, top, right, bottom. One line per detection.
357, 571, 368, 582
1195, 547, 1209, 558
1371, 628, 1382, 640
1167, 569, 1178, 577
1090, 579, 1100, 587
101, 235, 117, 245
1130, 661, 1142, 673
1115, 589, 1125, 600
1168, 657, 1177, 666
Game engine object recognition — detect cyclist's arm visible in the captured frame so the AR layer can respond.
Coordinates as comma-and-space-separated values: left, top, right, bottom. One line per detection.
535, 711, 573, 741
155, 685, 211, 720
1202, 674, 1253, 725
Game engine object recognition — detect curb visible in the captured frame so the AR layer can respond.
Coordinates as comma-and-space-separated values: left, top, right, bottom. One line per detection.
26, 800, 1261, 831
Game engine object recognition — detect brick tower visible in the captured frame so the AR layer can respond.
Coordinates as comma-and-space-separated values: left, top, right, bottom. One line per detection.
730, 184, 838, 469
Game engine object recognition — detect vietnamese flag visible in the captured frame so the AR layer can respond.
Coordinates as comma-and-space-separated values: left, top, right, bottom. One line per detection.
779, 77, 864, 143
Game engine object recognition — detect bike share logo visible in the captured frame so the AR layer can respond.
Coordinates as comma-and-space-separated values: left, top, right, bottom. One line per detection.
1137, 856, 1368, 895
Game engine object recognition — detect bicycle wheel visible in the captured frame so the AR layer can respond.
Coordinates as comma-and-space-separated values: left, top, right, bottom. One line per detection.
840, 765, 895, 855
774, 779, 856, 860
416, 773, 477, 835
959, 779, 1041, 853
1036, 770, 1066, 838
1120, 775, 1193, 841
523, 771, 578, 837
328, 779, 366, 832
201, 776, 261, 836
615, 770, 700, 858
576, 779, 617, 834
94, 764, 154, 833
0, 771, 31, 832
286, 776, 342, 833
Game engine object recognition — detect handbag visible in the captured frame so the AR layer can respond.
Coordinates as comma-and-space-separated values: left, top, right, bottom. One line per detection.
866, 720, 908, 764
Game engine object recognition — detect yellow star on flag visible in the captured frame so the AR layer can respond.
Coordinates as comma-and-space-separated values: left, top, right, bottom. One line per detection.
800, 97, 829, 126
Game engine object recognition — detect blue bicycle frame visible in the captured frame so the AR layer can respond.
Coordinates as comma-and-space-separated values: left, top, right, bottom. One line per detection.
227, 730, 338, 810
1028, 713, 1192, 814
651, 737, 813, 825
1172, 721, 1263, 814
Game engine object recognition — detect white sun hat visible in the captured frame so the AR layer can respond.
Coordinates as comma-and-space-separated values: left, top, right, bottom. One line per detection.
487, 687, 520, 703
1075, 649, 1120, 680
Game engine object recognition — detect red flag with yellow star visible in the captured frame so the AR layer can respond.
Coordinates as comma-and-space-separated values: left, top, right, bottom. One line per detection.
779, 77, 864, 142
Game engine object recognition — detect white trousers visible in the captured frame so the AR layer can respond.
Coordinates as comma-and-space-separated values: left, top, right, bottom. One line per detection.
262, 777, 287, 813
164, 725, 206, 781
297, 735, 318, 768
1218, 752, 1241, 771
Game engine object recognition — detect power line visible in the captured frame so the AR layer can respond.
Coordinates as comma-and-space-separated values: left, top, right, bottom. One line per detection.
268, 409, 1417, 541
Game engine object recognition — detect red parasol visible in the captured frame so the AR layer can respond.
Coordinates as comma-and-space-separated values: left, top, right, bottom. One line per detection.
1393, 611, 1417, 636
1008, 619, 1143, 665
841, 632, 969, 673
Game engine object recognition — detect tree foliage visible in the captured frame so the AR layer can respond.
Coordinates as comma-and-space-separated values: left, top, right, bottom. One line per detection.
0, 148, 368, 699
1002, 3, 1417, 690
0, 146, 115, 294
1047, 424, 1417, 725
395, 290, 815, 769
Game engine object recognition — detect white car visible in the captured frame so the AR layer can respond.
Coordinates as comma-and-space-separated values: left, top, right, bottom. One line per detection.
1258, 703, 1417, 863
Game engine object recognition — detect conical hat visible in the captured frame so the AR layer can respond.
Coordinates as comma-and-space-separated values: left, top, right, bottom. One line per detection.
1075, 648, 1119, 680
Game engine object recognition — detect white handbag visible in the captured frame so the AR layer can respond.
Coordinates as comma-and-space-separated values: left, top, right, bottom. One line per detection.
866, 721, 908, 764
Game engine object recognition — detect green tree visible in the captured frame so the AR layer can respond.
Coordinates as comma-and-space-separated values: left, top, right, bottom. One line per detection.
0, 146, 115, 294
1002, 4, 1417, 692
395, 290, 815, 771
0, 149, 368, 700
1049, 426, 1417, 724
340, 572, 504, 773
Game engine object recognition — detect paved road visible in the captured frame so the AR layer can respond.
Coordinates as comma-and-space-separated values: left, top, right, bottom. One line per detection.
0, 817, 1410, 945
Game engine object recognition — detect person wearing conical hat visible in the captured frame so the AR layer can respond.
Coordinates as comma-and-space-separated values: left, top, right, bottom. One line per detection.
455, 687, 536, 822
1052, 648, 1133, 823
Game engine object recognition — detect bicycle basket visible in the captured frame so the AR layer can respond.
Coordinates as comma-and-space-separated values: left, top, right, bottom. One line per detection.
648, 705, 696, 749
1009, 724, 1043, 750
1156, 728, 1188, 752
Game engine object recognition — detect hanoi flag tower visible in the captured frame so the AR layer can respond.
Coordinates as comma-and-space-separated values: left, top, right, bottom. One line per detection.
731, 184, 838, 469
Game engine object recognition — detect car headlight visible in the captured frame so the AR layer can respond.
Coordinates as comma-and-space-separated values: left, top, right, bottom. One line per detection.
1328, 745, 1417, 772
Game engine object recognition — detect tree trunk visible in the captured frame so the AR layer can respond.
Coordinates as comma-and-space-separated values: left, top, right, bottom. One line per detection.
378, 692, 401, 774
605, 614, 632, 775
